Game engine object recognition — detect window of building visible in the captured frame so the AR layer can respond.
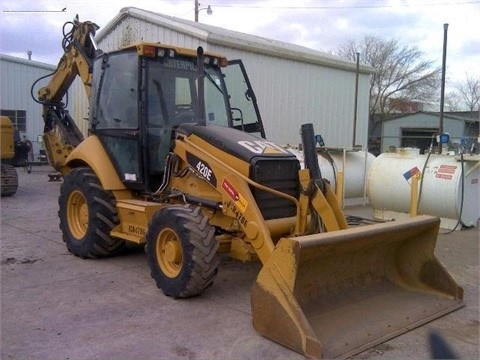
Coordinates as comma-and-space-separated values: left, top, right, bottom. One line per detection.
0, 109, 27, 132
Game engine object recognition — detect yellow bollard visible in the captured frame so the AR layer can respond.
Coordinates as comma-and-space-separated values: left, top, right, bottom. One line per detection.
336, 170, 344, 208
410, 173, 420, 217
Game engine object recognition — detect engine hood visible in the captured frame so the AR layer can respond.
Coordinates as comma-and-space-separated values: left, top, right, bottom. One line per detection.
176, 123, 297, 163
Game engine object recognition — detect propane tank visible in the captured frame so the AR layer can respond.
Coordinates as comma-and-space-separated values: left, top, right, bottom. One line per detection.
368, 149, 479, 229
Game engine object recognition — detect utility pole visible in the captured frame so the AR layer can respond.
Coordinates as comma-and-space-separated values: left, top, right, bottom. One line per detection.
194, 0, 199, 22
439, 23, 448, 154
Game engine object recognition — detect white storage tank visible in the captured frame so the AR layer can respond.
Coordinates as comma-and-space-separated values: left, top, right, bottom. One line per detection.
287, 147, 375, 204
368, 149, 480, 230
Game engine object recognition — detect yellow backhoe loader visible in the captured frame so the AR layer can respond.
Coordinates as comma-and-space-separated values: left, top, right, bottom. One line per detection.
33, 16, 464, 359
1, 115, 19, 196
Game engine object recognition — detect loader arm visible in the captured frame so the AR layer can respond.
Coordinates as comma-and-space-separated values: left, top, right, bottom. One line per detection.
34, 17, 99, 174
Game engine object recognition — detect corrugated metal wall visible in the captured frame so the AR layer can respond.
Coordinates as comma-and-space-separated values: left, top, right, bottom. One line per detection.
207, 44, 370, 147
80, 11, 371, 148
0, 55, 56, 155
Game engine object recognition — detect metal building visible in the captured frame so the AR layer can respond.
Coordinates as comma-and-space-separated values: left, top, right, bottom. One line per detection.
381, 111, 479, 153
85, 6, 373, 148
0, 54, 56, 156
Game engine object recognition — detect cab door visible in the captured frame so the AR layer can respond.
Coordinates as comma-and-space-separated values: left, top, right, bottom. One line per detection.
223, 60, 266, 138
90, 51, 143, 188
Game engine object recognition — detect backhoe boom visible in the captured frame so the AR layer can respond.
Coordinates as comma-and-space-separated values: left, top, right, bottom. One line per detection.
33, 16, 99, 173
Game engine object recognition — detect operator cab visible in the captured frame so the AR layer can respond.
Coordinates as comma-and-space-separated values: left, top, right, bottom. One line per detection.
89, 44, 265, 193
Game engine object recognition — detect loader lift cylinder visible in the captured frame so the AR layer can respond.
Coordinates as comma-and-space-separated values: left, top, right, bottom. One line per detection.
301, 123, 325, 193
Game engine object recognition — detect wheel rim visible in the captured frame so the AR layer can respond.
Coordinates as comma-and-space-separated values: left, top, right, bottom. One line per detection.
156, 228, 183, 278
67, 190, 89, 240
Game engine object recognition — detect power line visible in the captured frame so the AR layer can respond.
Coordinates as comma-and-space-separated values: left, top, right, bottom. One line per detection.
207, 0, 480, 10
3, 8, 66, 13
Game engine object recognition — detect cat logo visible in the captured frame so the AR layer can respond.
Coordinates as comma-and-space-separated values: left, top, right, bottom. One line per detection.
238, 140, 290, 155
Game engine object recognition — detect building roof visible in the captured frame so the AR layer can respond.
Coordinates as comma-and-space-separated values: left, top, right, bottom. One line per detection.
96, 6, 374, 74
381, 111, 479, 123
0, 54, 56, 71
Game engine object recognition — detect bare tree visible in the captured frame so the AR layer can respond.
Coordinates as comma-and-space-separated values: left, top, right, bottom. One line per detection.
444, 91, 462, 112
334, 35, 441, 131
453, 75, 480, 111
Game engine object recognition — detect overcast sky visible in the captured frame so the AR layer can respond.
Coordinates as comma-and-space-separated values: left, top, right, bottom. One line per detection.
1, 0, 479, 87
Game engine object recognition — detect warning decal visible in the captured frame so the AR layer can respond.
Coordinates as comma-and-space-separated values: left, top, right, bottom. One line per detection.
435, 164, 457, 180
436, 173, 453, 180
437, 164, 457, 175
403, 166, 421, 181
222, 179, 248, 212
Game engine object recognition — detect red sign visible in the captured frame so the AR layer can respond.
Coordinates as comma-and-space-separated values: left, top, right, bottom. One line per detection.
222, 179, 239, 201
436, 173, 453, 180
437, 164, 457, 175
438, 168, 456, 174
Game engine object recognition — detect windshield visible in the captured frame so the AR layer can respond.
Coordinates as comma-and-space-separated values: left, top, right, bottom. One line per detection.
146, 56, 230, 128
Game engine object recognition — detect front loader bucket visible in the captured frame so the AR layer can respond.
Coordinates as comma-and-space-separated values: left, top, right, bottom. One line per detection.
251, 215, 464, 359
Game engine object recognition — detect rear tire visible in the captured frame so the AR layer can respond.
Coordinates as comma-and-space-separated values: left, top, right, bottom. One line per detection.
146, 204, 219, 298
1, 164, 18, 197
58, 167, 124, 258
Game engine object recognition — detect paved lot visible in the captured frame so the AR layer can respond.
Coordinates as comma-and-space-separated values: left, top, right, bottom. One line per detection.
1, 166, 479, 359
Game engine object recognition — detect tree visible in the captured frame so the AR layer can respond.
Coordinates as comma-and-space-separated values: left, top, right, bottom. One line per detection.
453, 75, 480, 112
444, 91, 462, 112
334, 35, 441, 133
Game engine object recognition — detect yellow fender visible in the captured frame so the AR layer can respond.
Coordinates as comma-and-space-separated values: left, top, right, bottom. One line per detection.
65, 135, 126, 191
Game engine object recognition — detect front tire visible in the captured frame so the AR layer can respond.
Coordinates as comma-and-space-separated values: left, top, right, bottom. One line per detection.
58, 167, 124, 258
146, 205, 219, 298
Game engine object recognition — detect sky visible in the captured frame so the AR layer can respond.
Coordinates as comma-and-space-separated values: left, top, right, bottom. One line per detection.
1, 0, 479, 90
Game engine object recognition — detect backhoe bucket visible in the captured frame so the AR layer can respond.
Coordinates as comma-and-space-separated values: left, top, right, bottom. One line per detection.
251, 215, 464, 359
